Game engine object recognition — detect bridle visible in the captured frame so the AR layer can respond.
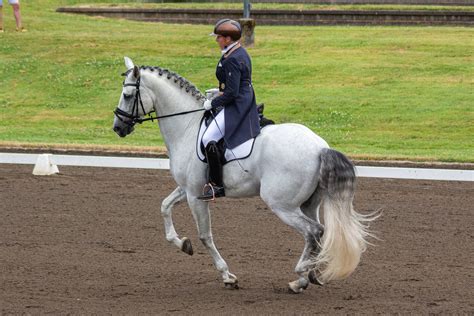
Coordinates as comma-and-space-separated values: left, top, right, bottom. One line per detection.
114, 74, 205, 126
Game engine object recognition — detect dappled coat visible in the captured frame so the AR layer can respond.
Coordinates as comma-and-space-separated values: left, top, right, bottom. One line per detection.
210, 45, 260, 149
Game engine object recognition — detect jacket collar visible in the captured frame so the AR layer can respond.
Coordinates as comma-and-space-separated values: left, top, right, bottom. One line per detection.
222, 42, 241, 58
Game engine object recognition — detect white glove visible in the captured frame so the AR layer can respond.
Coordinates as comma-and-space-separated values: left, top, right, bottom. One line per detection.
205, 88, 220, 100
203, 99, 213, 111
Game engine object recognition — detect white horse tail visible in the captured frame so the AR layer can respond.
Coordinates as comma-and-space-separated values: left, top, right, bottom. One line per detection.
313, 148, 377, 284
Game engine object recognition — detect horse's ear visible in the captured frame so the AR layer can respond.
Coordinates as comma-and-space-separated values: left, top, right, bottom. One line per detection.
133, 65, 140, 79
124, 56, 134, 70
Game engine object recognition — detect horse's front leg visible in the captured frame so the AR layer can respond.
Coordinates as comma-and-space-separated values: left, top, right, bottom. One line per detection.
187, 196, 238, 289
161, 187, 193, 255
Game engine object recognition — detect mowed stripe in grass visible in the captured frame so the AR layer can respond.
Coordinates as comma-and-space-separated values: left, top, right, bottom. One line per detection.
0, 0, 472, 161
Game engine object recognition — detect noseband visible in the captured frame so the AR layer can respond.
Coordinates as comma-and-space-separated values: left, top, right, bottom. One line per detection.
113, 77, 152, 126
114, 75, 205, 126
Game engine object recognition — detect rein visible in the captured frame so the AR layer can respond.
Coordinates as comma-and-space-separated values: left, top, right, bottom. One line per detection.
114, 76, 205, 126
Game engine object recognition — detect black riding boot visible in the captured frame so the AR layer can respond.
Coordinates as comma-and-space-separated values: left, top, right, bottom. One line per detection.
197, 141, 225, 201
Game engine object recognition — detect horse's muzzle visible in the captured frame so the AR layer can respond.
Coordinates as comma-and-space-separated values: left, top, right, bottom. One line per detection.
113, 125, 134, 137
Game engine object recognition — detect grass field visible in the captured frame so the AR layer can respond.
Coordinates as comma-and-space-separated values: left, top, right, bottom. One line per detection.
0, 0, 472, 161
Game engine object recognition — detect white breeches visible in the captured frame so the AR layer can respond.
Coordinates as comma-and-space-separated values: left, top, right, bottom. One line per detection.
202, 110, 225, 147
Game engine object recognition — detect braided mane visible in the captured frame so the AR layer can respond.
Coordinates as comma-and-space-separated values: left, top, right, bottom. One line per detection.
123, 66, 206, 102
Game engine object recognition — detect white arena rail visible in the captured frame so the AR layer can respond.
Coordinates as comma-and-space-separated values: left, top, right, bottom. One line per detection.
355, 166, 472, 182
0, 153, 472, 182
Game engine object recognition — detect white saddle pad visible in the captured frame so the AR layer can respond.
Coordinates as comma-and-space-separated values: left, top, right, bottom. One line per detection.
196, 117, 256, 164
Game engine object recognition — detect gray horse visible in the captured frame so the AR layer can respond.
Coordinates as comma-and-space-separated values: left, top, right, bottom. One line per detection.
113, 57, 376, 293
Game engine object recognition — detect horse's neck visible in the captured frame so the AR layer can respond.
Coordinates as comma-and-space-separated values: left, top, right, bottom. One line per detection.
159, 112, 202, 160
145, 73, 203, 158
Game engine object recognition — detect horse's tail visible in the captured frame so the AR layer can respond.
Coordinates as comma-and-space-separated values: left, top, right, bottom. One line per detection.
313, 148, 378, 284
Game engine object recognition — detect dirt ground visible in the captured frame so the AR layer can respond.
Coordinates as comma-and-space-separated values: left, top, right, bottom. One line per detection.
0, 164, 472, 314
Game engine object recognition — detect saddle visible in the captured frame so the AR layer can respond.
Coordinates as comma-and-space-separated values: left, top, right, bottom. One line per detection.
196, 103, 274, 165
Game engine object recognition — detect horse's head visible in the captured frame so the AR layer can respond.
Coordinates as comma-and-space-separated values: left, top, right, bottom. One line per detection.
113, 57, 155, 137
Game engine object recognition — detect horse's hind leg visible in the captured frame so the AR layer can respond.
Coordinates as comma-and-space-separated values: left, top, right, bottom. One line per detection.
288, 235, 319, 293
300, 185, 328, 286
267, 206, 324, 293
300, 185, 326, 282
161, 187, 193, 255
187, 196, 238, 289
301, 184, 324, 225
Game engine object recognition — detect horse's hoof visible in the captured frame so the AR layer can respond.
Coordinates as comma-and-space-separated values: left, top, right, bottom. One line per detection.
288, 281, 303, 294
308, 270, 324, 286
301, 280, 309, 290
224, 281, 239, 290
181, 237, 193, 256
224, 272, 239, 290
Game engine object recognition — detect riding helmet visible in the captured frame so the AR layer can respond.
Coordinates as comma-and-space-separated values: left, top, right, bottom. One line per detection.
210, 19, 242, 41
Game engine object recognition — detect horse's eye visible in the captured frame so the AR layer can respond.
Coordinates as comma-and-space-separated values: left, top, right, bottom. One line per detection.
123, 93, 132, 99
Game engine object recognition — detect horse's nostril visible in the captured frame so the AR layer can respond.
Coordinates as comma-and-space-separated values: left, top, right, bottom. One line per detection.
113, 126, 125, 137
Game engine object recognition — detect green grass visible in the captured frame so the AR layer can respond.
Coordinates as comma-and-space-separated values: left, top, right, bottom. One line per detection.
0, 0, 473, 161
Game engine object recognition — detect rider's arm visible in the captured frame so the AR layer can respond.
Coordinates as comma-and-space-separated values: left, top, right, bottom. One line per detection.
211, 57, 241, 109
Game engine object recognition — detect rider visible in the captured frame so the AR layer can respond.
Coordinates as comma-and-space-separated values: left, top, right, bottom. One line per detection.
197, 19, 261, 201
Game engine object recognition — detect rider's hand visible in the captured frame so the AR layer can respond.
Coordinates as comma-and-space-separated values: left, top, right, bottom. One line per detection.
205, 88, 220, 100
203, 99, 213, 111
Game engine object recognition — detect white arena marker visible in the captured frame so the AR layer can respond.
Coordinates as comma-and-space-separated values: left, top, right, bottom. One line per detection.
32, 154, 59, 176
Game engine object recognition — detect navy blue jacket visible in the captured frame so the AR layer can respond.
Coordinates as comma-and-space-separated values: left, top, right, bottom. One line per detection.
210, 45, 260, 149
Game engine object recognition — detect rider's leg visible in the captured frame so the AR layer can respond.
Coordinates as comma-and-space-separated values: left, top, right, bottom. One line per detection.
198, 141, 225, 200
202, 109, 225, 147
199, 110, 225, 200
